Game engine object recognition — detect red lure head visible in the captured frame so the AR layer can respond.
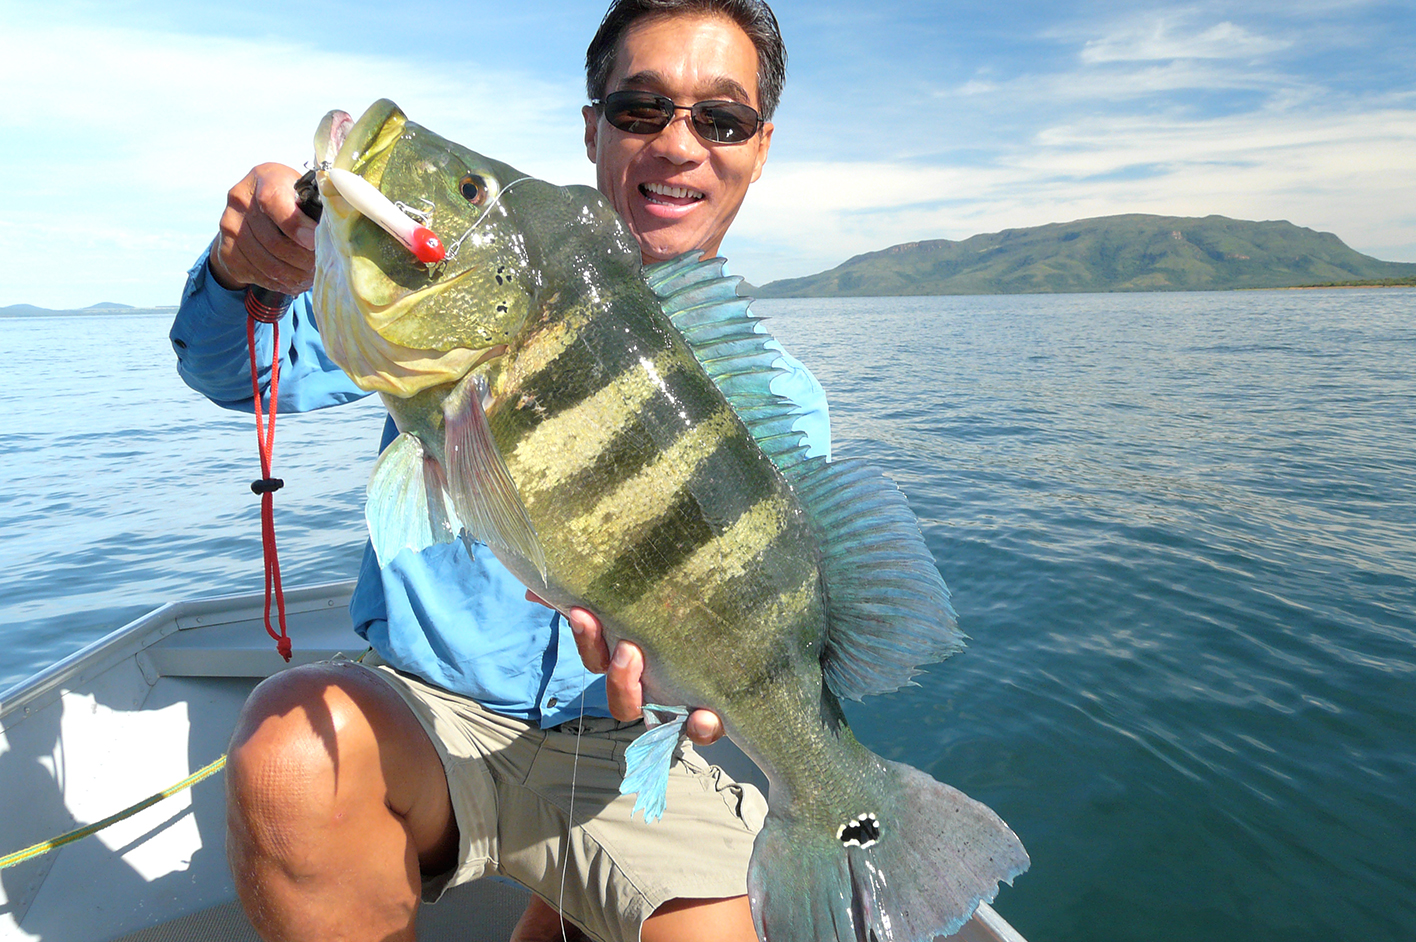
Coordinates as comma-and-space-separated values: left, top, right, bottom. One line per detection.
411, 226, 445, 264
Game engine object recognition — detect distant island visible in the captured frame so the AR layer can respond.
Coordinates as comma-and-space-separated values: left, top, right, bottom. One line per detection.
0, 302, 174, 317
754, 214, 1416, 298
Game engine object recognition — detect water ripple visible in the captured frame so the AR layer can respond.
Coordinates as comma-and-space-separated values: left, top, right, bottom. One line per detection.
4, 294, 1416, 942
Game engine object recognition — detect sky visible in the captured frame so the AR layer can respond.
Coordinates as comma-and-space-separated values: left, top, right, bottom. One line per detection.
1, 0, 1413, 308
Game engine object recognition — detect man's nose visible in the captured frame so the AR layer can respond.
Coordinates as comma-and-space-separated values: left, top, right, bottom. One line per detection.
647, 110, 707, 163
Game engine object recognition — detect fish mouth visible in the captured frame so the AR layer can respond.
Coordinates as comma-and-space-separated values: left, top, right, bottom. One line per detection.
316, 99, 407, 186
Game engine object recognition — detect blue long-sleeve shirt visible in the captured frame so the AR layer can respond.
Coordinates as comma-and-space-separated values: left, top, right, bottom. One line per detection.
171, 248, 830, 727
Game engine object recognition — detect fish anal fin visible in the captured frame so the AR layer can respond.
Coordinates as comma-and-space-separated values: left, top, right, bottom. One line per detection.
442, 371, 548, 580
793, 456, 965, 701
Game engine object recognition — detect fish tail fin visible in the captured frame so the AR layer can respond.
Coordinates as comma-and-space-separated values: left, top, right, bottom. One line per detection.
748, 758, 1028, 942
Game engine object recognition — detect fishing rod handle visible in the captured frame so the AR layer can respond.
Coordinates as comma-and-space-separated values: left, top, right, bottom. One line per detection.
244, 168, 323, 323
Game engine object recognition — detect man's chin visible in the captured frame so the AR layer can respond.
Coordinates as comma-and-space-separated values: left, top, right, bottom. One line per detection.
633, 226, 709, 266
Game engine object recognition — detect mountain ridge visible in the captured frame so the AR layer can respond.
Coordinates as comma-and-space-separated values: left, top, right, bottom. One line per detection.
1, 303, 173, 316
755, 214, 1416, 297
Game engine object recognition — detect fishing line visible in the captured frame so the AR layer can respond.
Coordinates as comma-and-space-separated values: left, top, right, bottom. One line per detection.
558, 628, 588, 942
442, 176, 533, 263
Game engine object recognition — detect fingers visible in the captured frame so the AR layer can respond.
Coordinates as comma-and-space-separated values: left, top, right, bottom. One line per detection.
211, 163, 318, 295
684, 709, 725, 746
565, 605, 611, 674
604, 641, 645, 722
602, 641, 724, 744
535, 593, 728, 745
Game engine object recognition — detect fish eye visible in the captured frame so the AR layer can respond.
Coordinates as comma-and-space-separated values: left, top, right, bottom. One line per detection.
459, 174, 487, 204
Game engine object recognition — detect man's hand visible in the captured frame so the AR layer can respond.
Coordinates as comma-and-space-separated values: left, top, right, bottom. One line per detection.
526, 591, 725, 745
208, 163, 318, 295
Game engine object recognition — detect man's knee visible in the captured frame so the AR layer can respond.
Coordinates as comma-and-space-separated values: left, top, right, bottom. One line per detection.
226, 663, 442, 940
226, 662, 454, 868
226, 664, 377, 858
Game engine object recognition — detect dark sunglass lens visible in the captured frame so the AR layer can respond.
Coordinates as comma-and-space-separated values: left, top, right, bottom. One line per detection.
691, 102, 760, 143
604, 92, 673, 134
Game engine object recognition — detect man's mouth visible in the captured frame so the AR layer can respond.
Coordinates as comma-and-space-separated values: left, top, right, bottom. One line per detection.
640, 182, 705, 206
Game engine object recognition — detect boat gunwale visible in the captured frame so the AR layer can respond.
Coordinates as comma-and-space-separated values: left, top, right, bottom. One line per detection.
0, 581, 356, 728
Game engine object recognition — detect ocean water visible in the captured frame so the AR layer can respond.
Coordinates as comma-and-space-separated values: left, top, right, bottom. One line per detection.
2, 290, 1414, 941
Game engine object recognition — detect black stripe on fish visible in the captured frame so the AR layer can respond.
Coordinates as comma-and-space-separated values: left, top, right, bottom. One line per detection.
540, 382, 727, 517
497, 319, 674, 448
584, 428, 782, 608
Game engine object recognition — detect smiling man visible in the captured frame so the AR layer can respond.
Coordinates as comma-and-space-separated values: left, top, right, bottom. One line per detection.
585, 9, 775, 265
170, 2, 824, 941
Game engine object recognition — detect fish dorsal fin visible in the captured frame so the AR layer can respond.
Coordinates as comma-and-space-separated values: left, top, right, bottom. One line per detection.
792, 455, 966, 700
442, 371, 548, 581
644, 253, 811, 476
365, 431, 461, 567
645, 254, 961, 698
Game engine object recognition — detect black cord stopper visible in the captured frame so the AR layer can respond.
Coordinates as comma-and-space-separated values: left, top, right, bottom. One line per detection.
250, 478, 285, 495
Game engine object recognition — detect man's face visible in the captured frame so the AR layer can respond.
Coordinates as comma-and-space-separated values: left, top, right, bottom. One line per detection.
583, 13, 774, 265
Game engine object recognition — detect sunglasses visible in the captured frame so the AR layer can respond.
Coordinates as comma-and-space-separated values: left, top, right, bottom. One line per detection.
594, 90, 764, 145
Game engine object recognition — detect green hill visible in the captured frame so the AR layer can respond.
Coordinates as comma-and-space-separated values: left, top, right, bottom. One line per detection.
0, 303, 174, 317
755, 214, 1416, 297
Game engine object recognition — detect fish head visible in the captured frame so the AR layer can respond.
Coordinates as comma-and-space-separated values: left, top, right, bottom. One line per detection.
312, 99, 539, 397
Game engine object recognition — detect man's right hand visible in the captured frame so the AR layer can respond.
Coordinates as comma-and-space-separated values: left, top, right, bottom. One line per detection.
208, 163, 318, 295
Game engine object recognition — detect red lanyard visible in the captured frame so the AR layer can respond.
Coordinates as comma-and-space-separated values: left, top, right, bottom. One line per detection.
245, 292, 292, 661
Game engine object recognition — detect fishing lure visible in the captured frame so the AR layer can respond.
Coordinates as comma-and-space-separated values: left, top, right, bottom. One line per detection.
325, 166, 446, 264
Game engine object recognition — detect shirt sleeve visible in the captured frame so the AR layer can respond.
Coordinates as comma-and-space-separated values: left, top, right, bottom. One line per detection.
168, 246, 371, 414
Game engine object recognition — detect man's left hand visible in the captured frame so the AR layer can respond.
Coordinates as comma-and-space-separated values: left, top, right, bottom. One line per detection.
525, 591, 725, 745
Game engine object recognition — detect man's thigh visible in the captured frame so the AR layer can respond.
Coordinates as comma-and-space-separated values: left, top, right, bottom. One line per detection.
361, 665, 766, 942
497, 717, 766, 942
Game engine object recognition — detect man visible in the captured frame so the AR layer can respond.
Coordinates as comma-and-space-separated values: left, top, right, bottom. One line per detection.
171, 2, 824, 940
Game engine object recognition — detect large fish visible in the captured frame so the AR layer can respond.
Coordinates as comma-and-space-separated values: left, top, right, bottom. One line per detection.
311, 99, 1028, 942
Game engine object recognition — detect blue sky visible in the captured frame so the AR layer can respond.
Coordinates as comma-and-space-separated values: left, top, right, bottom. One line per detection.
2, 0, 1413, 307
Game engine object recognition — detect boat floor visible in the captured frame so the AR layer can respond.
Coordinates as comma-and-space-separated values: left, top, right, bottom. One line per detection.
1, 583, 1021, 942
112, 884, 529, 942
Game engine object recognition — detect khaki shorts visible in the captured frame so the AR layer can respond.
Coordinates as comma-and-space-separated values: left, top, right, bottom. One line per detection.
354, 661, 767, 942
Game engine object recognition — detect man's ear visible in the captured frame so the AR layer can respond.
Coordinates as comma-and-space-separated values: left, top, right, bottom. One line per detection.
749, 121, 774, 184
583, 105, 599, 163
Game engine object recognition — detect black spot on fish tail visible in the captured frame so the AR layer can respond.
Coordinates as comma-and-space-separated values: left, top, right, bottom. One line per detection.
837, 813, 881, 848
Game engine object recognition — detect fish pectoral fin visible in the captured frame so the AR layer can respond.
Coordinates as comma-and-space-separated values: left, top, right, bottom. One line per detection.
795, 456, 966, 701
365, 432, 462, 567
619, 703, 689, 824
442, 371, 547, 580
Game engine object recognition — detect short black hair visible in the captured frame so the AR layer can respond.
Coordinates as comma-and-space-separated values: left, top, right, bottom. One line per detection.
586, 0, 787, 121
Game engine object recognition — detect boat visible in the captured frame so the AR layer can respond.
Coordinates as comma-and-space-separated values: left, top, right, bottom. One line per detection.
0, 582, 1026, 942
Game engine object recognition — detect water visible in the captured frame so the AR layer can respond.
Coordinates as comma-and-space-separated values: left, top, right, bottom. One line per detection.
3, 291, 1414, 941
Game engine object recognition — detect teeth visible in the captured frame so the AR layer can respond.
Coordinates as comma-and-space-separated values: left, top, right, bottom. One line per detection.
644, 182, 703, 200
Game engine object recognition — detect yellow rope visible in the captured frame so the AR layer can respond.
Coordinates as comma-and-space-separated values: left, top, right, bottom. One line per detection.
0, 753, 228, 870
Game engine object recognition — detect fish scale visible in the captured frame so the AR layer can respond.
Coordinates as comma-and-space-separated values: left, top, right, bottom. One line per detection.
314, 98, 1027, 942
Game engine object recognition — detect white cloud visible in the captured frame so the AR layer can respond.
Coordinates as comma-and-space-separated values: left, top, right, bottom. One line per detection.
1081, 15, 1292, 64
0, 16, 592, 308
728, 103, 1416, 283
